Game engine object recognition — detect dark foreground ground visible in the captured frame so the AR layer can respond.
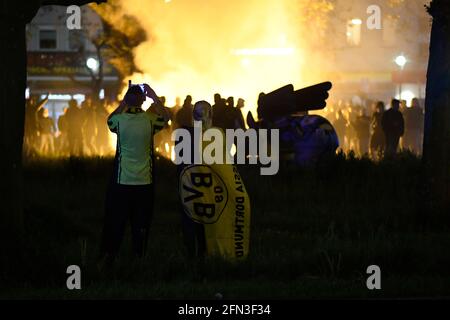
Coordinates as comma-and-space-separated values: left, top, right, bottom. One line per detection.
2, 152, 450, 299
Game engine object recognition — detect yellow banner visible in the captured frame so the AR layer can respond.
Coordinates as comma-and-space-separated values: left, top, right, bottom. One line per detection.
178, 164, 251, 260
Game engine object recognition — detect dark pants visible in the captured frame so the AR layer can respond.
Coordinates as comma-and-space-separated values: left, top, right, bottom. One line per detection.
181, 209, 206, 258
385, 135, 400, 157
100, 183, 154, 261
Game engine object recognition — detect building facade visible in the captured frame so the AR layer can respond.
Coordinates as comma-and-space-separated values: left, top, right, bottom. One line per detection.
317, 0, 430, 107
26, 5, 120, 122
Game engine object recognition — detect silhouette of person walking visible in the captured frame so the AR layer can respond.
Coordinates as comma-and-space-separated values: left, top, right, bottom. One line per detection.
382, 99, 404, 157
370, 101, 386, 159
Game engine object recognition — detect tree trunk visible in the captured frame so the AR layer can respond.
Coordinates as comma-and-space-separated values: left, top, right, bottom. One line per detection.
0, 0, 105, 260
423, 0, 450, 214
0, 6, 36, 256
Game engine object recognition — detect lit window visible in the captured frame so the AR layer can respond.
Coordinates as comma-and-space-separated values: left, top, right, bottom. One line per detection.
346, 19, 361, 46
39, 29, 57, 49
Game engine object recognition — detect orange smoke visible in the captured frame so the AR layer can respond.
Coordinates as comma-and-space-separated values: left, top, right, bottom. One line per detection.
110, 0, 308, 117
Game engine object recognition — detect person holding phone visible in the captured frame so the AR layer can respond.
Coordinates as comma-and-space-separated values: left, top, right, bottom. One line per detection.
100, 83, 170, 265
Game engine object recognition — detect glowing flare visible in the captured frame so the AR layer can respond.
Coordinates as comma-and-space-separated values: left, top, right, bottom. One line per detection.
165, 142, 170, 153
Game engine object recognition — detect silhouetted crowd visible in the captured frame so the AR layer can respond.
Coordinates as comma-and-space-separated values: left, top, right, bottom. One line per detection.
24, 95, 112, 157
151, 93, 247, 158
324, 98, 424, 158
168, 94, 425, 159
23, 92, 424, 159
161, 93, 246, 130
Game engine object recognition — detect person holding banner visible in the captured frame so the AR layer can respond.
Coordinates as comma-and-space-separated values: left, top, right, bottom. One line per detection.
99, 83, 170, 265
176, 101, 251, 261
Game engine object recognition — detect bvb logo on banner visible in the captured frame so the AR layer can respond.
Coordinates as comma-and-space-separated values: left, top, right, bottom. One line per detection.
179, 165, 229, 224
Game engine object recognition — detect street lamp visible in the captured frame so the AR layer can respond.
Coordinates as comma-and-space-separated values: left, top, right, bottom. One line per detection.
395, 55, 407, 100
395, 55, 407, 69
86, 57, 99, 72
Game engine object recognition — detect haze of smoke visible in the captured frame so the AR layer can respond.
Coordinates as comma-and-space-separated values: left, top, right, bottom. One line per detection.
118, 0, 306, 114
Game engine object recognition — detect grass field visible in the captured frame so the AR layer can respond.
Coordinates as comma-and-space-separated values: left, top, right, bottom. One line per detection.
2, 152, 450, 299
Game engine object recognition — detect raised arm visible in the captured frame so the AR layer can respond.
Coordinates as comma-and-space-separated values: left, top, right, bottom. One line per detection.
35, 93, 49, 111
143, 84, 171, 123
